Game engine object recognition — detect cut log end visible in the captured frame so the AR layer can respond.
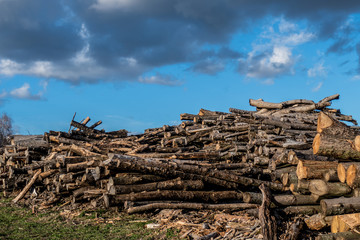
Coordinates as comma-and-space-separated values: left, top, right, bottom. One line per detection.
317, 112, 334, 133
346, 164, 357, 187
337, 163, 347, 183
355, 135, 360, 152
313, 133, 321, 155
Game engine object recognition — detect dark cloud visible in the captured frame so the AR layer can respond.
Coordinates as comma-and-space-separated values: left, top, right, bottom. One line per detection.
326, 24, 358, 54
190, 60, 225, 75
0, 0, 360, 83
327, 38, 353, 54
188, 47, 242, 75
0, 0, 82, 63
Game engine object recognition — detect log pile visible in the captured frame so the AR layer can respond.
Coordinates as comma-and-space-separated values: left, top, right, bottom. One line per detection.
1, 94, 360, 239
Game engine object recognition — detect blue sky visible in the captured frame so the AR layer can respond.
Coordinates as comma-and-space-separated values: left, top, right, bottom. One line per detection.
1, 0, 360, 134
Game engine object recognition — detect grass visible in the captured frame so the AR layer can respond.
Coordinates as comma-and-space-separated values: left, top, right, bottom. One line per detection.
0, 197, 181, 240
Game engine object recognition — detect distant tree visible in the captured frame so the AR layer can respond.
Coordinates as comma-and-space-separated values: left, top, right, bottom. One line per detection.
0, 113, 13, 146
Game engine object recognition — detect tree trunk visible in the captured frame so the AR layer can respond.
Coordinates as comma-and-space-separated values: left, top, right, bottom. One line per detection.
321, 197, 360, 216
313, 133, 360, 160
296, 160, 338, 180
126, 202, 258, 214
111, 190, 243, 203
309, 180, 351, 197
108, 178, 204, 195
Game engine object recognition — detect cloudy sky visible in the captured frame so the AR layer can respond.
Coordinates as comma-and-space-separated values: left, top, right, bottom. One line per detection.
1, 0, 360, 134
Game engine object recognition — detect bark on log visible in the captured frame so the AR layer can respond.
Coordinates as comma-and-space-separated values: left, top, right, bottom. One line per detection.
282, 217, 304, 240
127, 202, 258, 214
107, 154, 284, 191
316, 94, 339, 110
259, 183, 277, 240
321, 197, 360, 216
108, 178, 204, 195
297, 160, 338, 180
324, 169, 340, 182
309, 180, 351, 197
290, 179, 311, 195
243, 192, 318, 206
313, 133, 360, 160
112, 190, 243, 203
13, 169, 41, 203
283, 205, 321, 215
108, 174, 165, 185
316, 231, 360, 240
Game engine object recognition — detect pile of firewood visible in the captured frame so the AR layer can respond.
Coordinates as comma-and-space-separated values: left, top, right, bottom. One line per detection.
1, 94, 360, 239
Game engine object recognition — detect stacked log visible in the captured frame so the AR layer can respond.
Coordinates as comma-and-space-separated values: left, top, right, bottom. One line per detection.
1, 94, 360, 239
301, 112, 360, 239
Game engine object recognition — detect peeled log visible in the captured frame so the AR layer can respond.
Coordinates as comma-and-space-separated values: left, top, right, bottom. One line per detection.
313, 133, 360, 160
309, 180, 351, 197
249, 99, 283, 109
296, 160, 338, 180
321, 197, 360, 216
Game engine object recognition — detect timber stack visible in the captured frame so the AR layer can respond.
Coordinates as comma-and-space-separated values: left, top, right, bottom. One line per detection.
1, 93, 360, 239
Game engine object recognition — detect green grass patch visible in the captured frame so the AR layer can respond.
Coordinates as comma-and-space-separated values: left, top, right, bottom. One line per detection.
0, 197, 181, 240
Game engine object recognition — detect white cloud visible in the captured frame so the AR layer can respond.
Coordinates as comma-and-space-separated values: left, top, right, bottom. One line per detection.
0, 59, 22, 76
280, 31, 315, 46
270, 46, 292, 65
0, 81, 48, 101
312, 82, 323, 92
239, 18, 313, 80
120, 57, 138, 67
28, 61, 53, 78
79, 24, 90, 39
0, 59, 53, 78
72, 43, 94, 65
10, 83, 41, 100
138, 73, 183, 86
244, 46, 295, 79
279, 18, 297, 33
307, 62, 327, 77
